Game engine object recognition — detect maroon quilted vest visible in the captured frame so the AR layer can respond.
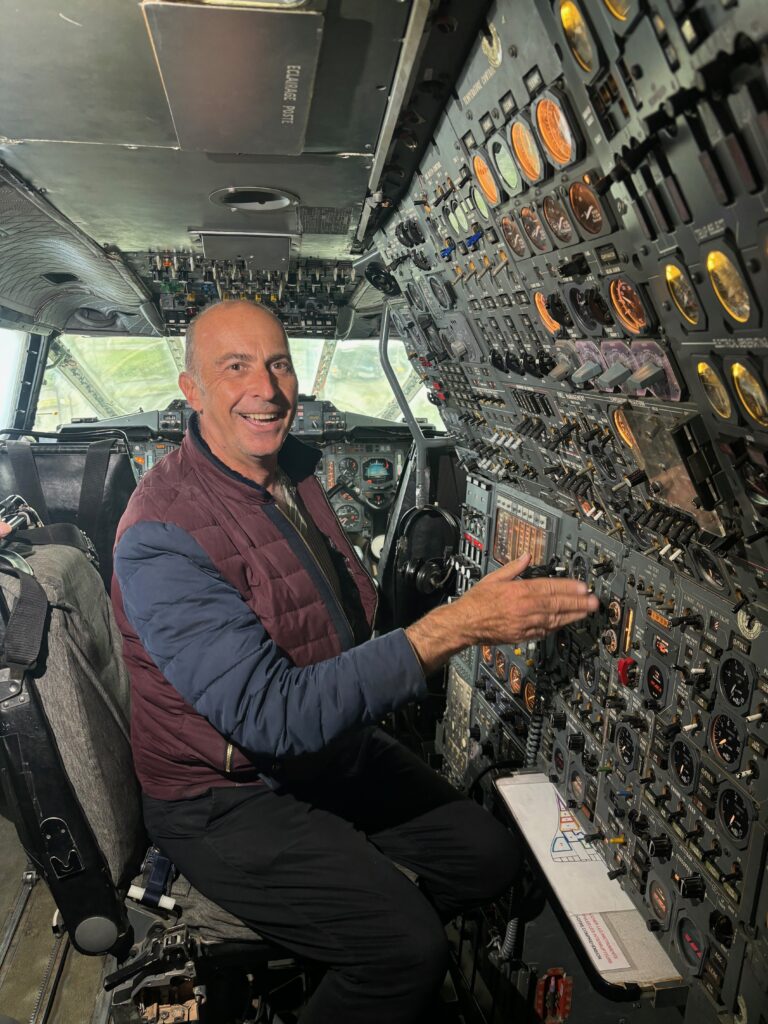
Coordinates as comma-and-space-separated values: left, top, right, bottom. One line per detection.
112, 420, 377, 799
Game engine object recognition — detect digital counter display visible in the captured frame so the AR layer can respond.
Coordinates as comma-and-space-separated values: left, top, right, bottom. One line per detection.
492, 507, 547, 565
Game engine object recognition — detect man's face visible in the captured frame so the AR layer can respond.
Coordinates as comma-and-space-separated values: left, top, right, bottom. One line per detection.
179, 303, 298, 480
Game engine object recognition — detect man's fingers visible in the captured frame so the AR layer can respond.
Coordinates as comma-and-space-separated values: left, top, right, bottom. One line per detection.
0, 523, 12, 538
491, 553, 532, 579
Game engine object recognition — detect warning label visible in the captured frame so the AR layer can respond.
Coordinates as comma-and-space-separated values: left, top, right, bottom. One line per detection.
572, 914, 631, 972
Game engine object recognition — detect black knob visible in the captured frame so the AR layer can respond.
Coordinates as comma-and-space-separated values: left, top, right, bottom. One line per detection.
646, 919, 661, 932
648, 834, 672, 859
469, 725, 481, 742
567, 733, 585, 752
551, 713, 567, 730
677, 874, 706, 900
592, 559, 614, 577
608, 865, 627, 880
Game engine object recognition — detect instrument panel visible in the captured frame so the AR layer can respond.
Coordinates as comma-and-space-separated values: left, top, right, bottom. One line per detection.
373, 0, 768, 1019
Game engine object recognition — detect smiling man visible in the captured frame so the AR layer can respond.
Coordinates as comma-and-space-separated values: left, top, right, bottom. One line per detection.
111, 300, 597, 1023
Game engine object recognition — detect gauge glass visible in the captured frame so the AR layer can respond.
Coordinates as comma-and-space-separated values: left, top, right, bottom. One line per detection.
609, 277, 648, 334
603, 0, 631, 19
455, 203, 469, 233
569, 769, 585, 802
481, 644, 493, 665
535, 98, 575, 166
524, 680, 536, 711
429, 276, 452, 309
580, 661, 596, 691
520, 206, 549, 251
645, 663, 665, 701
718, 788, 750, 844
447, 208, 460, 234
542, 195, 574, 242
495, 648, 508, 681
696, 361, 731, 419
491, 139, 521, 193
707, 250, 751, 323
472, 154, 500, 206
534, 291, 561, 334
719, 657, 752, 708
554, 747, 565, 772
509, 664, 522, 694
677, 918, 705, 968
693, 547, 726, 590
649, 880, 669, 922
665, 264, 700, 325
335, 503, 361, 529
560, 0, 596, 72
337, 456, 358, 477
611, 409, 635, 448
744, 460, 768, 507
731, 362, 768, 427
670, 739, 696, 789
362, 457, 394, 484
615, 725, 636, 767
709, 713, 741, 767
405, 282, 426, 312
511, 121, 544, 183
501, 215, 527, 258
568, 181, 604, 235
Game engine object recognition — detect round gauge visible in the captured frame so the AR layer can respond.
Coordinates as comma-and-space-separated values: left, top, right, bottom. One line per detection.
677, 918, 706, 970
665, 264, 701, 326
717, 788, 751, 847
692, 547, 726, 590
670, 738, 697, 791
405, 281, 426, 312
495, 648, 508, 681
337, 456, 358, 477
335, 503, 361, 529
706, 250, 751, 324
559, 0, 596, 72
534, 291, 561, 334
603, 0, 632, 19
710, 913, 735, 949
649, 879, 670, 922
737, 607, 762, 640
510, 120, 545, 184
455, 203, 469, 233
709, 713, 742, 769
542, 195, 575, 243
580, 660, 596, 692
519, 206, 549, 252
509, 664, 523, 695
553, 746, 566, 772
569, 769, 585, 802
718, 657, 753, 709
731, 362, 768, 428
481, 644, 493, 666
535, 97, 577, 168
697, 361, 732, 419
362, 457, 394, 484
570, 554, 588, 581
523, 680, 537, 712
429, 276, 454, 309
447, 208, 460, 235
471, 186, 490, 221
744, 459, 768, 510
615, 724, 637, 768
609, 277, 648, 334
614, 407, 638, 448
645, 663, 666, 701
501, 215, 528, 258
607, 598, 622, 625
568, 181, 604, 235
602, 628, 619, 655
491, 138, 522, 194
472, 153, 500, 206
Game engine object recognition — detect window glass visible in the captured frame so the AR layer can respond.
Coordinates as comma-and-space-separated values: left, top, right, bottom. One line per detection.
34, 334, 439, 430
0, 330, 28, 430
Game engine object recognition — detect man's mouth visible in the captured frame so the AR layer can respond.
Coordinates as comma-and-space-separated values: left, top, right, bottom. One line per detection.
238, 412, 282, 423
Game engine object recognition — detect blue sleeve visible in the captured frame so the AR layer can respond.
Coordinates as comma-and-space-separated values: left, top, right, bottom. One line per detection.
114, 521, 427, 758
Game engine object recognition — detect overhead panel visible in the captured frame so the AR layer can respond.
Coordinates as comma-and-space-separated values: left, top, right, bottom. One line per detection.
197, 232, 292, 270
142, 1, 324, 155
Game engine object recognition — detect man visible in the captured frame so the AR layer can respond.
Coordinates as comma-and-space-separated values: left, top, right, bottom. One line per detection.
110, 300, 598, 1023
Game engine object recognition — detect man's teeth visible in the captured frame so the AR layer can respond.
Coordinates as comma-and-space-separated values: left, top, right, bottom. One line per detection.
242, 413, 279, 421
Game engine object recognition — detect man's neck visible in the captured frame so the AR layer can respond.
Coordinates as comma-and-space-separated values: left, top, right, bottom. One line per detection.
197, 416, 279, 490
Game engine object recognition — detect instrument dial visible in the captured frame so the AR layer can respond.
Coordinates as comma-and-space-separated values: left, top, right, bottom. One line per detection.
509, 664, 523, 695
707, 250, 751, 323
609, 276, 649, 334
569, 769, 585, 802
709, 713, 742, 769
501, 215, 528, 258
696, 360, 732, 419
335, 504, 361, 529
519, 206, 549, 251
670, 738, 697, 792
718, 657, 753, 709
677, 917, 706, 971
568, 181, 604, 235
665, 264, 701, 326
731, 362, 768, 428
649, 879, 670, 923
495, 648, 508, 681
337, 457, 358, 477
645, 662, 666, 702
615, 724, 637, 769
542, 195, 575, 242
491, 139, 522, 194
717, 788, 751, 847
535, 97, 577, 168
481, 645, 493, 666
511, 120, 544, 184
559, 0, 596, 72
362, 457, 394, 484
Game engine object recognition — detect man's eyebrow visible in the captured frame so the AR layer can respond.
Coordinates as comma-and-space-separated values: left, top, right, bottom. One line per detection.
214, 352, 254, 366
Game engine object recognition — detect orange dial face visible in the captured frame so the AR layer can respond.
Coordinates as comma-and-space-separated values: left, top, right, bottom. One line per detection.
511, 120, 543, 182
472, 154, 500, 206
536, 97, 575, 166
609, 277, 647, 334
534, 291, 561, 333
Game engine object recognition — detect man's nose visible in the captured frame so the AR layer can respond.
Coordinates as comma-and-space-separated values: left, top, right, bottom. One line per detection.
247, 363, 279, 399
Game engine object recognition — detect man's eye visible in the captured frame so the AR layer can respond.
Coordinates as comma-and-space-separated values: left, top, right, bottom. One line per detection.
228, 363, 243, 372
273, 360, 294, 372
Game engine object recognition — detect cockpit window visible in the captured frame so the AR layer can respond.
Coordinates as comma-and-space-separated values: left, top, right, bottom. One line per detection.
33, 335, 439, 431
0, 329, 28, 430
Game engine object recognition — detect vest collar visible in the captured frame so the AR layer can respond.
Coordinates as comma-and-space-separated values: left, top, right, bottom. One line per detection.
185, 412, 322, 492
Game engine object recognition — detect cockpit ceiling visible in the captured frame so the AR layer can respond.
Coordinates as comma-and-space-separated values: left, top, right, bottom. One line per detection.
0, 0, 409, 258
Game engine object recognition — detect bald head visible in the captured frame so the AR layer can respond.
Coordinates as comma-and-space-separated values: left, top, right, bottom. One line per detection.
185, 300, 287, 384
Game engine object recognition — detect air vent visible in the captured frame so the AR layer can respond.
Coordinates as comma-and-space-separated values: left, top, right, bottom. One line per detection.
72, 308, 118, 327
41, 272, 80, 285
209, 187, 299, 213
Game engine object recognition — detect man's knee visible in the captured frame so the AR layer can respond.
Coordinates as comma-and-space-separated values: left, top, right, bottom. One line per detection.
369, 911, 449, 992
455, 803, 522, 902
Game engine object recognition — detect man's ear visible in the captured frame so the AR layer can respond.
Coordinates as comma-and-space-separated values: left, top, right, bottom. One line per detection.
179, 371, 202, 412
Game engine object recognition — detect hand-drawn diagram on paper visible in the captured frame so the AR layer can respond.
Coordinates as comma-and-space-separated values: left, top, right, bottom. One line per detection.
550, 791, 602, 864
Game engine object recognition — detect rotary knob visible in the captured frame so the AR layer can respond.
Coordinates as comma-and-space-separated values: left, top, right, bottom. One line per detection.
647, 834, 672, 859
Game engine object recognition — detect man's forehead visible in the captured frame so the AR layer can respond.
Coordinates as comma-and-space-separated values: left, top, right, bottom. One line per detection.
195, 306, 289, 353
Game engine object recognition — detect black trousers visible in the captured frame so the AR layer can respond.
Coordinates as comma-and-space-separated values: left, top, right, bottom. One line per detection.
143, 729, 521, 1024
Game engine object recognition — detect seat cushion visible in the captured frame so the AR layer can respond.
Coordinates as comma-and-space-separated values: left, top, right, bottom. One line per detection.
164, 873, 261, 944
